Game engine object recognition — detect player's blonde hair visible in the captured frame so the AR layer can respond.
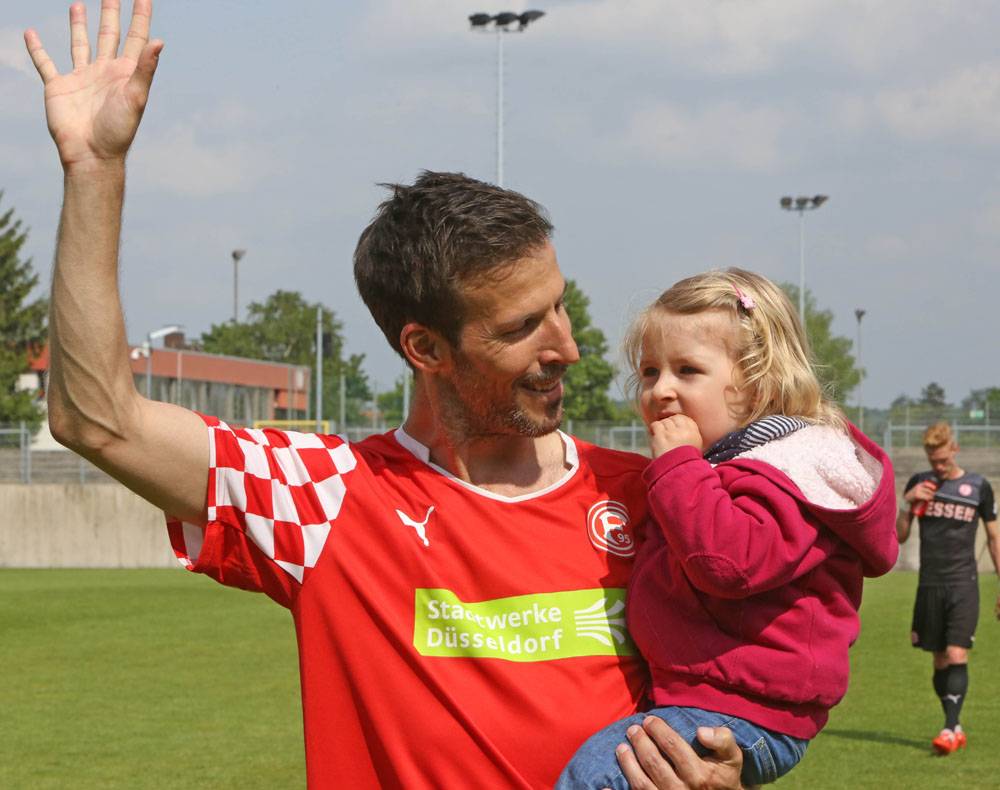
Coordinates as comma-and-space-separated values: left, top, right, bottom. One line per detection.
623, 268, 845, 428
923, 422, 955, 451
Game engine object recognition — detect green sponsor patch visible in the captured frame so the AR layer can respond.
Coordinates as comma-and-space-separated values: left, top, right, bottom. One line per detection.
414, 587, 635, 662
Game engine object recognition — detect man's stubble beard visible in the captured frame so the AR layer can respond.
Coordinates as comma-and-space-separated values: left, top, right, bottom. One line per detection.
438, 358, 567, 441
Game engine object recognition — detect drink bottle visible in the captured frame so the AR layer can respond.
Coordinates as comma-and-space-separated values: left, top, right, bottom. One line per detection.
912, 481, 938, 517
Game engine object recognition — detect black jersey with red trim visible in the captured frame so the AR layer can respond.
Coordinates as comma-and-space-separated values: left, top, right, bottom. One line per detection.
905, 471, 996, 585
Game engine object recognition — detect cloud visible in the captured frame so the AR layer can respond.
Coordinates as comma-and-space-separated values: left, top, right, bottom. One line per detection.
874, 62, 1000, 144
130, 124, 277, 197
356, 0, 988, 76
974, 200, 1000, 237
864, 234, 910, 261
0, 27, 32, 76
622, 100, 790, 171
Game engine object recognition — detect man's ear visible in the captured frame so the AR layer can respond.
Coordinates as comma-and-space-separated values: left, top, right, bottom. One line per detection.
400, 323, 452, 374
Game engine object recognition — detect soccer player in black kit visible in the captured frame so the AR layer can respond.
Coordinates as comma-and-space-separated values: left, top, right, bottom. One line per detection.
897, 422, 1000, 755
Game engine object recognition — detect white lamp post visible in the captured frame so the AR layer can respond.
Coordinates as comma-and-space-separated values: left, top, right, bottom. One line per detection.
855, 308, 866, 432
232, 249, 246, 322
144, 324, 183, 400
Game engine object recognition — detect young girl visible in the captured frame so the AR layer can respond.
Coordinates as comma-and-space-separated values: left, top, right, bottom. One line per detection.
557, 268, 898, 788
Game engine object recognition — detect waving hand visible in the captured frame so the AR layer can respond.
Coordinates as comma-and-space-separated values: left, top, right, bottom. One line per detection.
25, 0, 162, 173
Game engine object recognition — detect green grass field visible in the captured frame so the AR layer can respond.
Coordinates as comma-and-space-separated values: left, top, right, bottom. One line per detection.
1, 570, 997, 789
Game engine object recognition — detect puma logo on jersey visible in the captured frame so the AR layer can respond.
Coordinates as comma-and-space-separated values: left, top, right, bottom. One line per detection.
943, 694, 963, 704
396, 506, 434, 547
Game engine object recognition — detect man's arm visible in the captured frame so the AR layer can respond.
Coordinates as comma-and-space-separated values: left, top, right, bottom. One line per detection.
897, 479, 935, 544
616, 717, 744, 790
896, 508, 914, 544
27, 1, 207, 522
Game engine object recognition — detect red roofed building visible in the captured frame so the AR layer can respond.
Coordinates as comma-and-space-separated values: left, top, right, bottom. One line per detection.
28, 332, 310, 428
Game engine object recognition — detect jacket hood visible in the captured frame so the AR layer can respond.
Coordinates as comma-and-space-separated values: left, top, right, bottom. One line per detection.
729, 422, 899, 576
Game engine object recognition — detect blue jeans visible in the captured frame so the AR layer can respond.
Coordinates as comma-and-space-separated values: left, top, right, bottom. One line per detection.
555, 706, 809, 788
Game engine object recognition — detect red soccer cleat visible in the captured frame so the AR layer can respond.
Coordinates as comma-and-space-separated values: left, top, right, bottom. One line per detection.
954, 729, 967, 750
932, 729, 959, 755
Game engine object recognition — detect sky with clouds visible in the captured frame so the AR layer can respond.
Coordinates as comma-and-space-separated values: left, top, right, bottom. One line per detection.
4, 0, 1000, 411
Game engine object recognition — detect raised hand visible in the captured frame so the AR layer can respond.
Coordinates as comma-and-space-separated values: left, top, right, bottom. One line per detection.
24, 1, 162, 173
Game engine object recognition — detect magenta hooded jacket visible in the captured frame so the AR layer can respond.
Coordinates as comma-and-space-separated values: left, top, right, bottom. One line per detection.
628, 423, 899, 739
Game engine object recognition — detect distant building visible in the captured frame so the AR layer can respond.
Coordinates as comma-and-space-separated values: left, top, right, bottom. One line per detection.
27, 332, 311, 433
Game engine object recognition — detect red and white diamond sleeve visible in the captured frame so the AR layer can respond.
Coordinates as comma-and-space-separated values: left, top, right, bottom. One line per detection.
166, 414, 356, 607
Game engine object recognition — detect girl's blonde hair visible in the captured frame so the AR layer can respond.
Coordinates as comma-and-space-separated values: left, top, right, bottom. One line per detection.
623, 268, 845, 428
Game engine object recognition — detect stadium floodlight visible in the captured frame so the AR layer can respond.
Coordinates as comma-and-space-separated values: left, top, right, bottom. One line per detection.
145, 324, 183, 400
468, 9, 546, 186
493, 11, 520, 27
779, 194, 830, 325
231, 249, 246, 323
519, 10, 545, 29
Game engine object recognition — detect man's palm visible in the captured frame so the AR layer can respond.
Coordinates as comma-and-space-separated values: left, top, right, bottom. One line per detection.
25, 1, 161, 171
45, 59, 146, 167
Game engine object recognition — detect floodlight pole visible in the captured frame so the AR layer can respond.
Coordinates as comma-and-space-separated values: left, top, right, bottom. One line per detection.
855, 308, 866, 432
470, 11, 545, 186
496, 29, 504, 186
779, 195, 828, 326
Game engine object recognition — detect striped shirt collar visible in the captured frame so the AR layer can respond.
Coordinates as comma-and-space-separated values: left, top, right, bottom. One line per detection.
703, 415, 810, 464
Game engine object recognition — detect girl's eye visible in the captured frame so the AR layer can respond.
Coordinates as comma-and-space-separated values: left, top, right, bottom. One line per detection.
679, 365, 700, 375
641, 366, 658, 378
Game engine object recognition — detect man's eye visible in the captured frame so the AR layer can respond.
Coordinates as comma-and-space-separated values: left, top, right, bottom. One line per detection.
504, 318, 537, 337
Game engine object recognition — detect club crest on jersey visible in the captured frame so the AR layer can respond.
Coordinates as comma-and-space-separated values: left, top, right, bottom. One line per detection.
587, 500, 635, 558
959, 483, 973, 497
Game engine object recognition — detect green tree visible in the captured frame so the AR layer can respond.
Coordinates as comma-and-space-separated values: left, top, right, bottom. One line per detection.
962, 387, 1000, 420
0, 194, 48, 429
919, 381, 947, 409
377, 372, 414, 426
201, 290, 372, 424
562, 280, 617, 420
780, 284, 861, 406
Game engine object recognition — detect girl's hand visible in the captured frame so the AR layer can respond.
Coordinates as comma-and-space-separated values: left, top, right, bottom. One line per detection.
649, 415, 703, 459
25, 1, 163, 174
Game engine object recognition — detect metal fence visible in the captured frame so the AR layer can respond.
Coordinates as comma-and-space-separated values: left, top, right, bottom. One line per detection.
882, 421, 1000, 451
0, 423, 113, 484
7, 418, 1000, 485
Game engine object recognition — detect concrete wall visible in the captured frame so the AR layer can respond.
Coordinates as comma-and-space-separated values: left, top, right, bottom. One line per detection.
1, 463, 997, 571
0, 484, 176, 568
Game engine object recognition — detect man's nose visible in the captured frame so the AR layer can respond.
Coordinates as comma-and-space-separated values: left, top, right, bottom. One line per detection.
540, 309, 580, 366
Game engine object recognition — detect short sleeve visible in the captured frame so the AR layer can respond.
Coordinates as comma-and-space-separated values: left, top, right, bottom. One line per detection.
166, 414, 358, 607
979, 479, 996, 523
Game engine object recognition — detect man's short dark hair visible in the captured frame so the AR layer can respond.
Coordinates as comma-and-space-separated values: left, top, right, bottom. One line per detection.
353, 171, 553, 357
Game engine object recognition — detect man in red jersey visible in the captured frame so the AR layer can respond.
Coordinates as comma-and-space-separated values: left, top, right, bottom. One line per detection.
27, 2, 744, 787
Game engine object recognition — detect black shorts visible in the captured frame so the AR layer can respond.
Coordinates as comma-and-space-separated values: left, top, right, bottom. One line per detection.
910, 583, 979, 652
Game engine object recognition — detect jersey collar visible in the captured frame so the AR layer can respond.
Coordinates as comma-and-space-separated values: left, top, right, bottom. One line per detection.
392, 427, 580, 503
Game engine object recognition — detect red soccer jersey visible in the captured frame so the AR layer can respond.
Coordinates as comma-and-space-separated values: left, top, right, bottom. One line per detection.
167, 416, 649, 789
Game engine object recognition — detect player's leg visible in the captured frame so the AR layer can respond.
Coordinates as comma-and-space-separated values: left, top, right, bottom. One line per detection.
913, 586, 959, 753
939, 582, 979, 747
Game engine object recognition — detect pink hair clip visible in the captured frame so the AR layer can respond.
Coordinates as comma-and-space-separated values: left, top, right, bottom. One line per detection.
734, 286, 756, 311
